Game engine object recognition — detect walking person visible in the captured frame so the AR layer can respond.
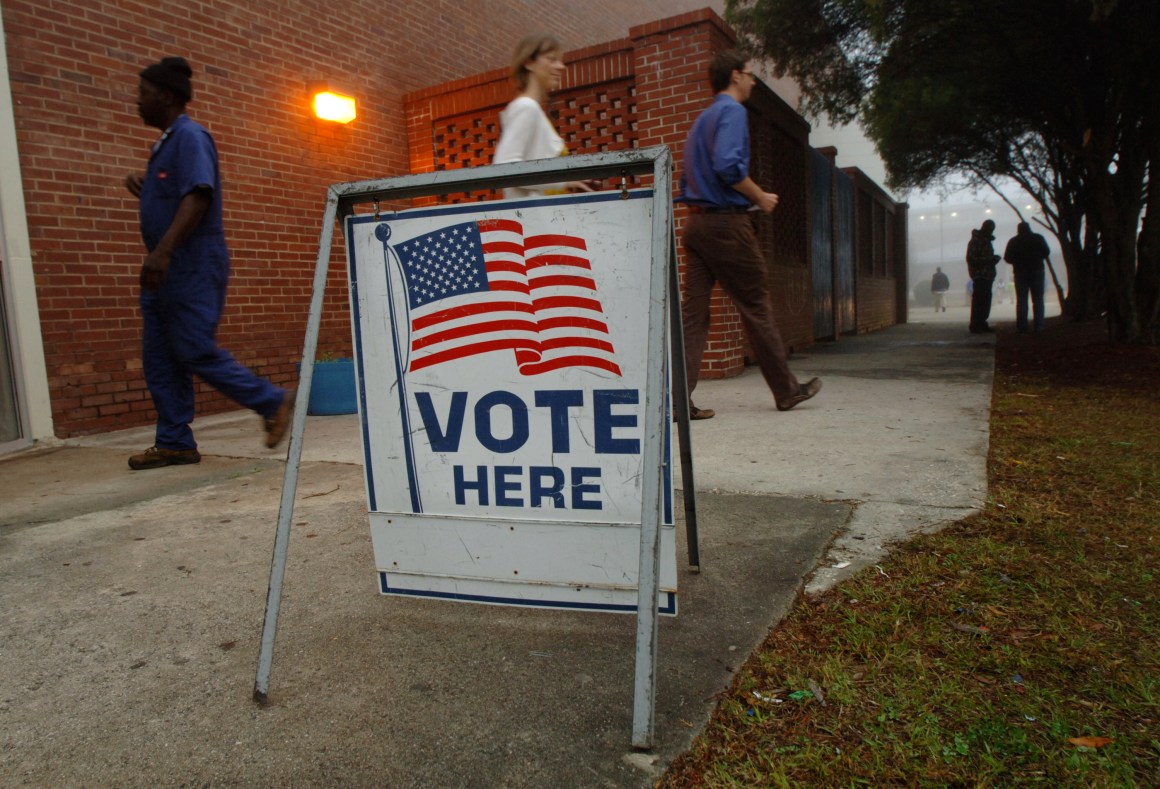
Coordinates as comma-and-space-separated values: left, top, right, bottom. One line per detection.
124, 57, 293, 470
966, 219, 1000, 333
1003, 221, 1051, 332
493, 34, 593, 199
677, 50, 821, 420
931, 267, 950, 312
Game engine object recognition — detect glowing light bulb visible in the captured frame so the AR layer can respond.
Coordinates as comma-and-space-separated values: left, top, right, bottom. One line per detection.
312, 91, 357, 123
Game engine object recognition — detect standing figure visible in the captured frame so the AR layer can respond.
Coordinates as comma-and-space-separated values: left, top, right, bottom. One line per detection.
493, 34, 592, 199
677, 49, 821, 420
1003, 221, 1051, 332
125, 57, 293, 470
966, 219, 1000, 333
931, 267, 950, 312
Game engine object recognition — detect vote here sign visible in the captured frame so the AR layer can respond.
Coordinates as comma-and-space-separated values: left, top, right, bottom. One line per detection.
343, 190, 676, 613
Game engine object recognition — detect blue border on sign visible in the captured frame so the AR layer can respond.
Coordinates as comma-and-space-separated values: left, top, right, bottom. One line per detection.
343, 217, 378, 511
378, 571, 677, 615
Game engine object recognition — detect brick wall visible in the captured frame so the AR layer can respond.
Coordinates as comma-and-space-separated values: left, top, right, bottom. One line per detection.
405, 9, 821, 379
842, 167, 907, 333
2, 0, 721, 437
632, 12, 745, 378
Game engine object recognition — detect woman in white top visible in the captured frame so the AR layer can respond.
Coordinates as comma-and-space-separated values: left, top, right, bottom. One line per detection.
493, 34, 593, 199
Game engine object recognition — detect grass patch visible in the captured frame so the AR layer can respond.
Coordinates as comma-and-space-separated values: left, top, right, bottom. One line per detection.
661, 320, 1160, 787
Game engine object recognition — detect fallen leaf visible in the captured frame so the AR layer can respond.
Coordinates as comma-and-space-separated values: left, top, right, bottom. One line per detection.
953, 623, 989, 634
808, 679, 827, 707
1068, 736, 1112, 748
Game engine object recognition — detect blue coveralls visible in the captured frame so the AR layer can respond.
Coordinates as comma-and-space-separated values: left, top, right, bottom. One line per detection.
139, 114, 284, 451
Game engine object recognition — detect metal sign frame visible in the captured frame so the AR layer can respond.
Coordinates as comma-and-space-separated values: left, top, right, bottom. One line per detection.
253, 147, 698, 749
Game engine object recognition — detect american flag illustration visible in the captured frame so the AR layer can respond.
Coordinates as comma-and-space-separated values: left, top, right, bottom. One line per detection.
392, 218, 621, 376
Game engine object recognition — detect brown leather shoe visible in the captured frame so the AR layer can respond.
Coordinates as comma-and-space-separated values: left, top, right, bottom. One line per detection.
689, 405, 715, 420
777, 377, 822, 411
264, 389, 296, 448
128, 446, 201, 470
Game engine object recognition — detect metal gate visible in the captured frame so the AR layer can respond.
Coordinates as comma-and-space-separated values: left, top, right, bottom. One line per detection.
810, 150, 834, 339
834, 170, 856, 334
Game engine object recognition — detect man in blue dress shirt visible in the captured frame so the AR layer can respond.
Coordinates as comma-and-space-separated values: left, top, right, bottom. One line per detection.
679, 50, 821, 420
124, 57, 293, 470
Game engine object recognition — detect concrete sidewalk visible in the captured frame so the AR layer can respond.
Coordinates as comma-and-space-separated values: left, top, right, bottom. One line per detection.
0, 315, 995, 788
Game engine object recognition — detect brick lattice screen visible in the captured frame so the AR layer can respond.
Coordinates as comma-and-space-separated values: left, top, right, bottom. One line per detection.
429, 78, 638, 204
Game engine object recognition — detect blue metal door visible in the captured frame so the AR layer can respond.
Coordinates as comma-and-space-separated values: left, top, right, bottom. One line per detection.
834, 171, 856, 333
810, 150, 834, 339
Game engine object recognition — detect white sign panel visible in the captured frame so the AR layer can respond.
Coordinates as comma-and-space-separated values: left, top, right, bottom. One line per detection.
344, 190, 676, 613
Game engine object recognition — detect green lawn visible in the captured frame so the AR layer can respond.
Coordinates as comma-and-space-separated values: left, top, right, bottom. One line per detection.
661, 320, 1160, 787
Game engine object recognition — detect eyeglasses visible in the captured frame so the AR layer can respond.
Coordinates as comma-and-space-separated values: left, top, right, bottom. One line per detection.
738, 70, 756, 79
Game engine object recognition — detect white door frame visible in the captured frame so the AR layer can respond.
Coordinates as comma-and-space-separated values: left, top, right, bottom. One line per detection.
0, 5, 55, 451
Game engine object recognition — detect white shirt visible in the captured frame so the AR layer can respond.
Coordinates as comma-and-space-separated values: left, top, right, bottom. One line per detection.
493, 96, 566, 199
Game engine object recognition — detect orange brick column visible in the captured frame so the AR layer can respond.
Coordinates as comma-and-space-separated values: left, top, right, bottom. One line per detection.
630, 10, 744, 379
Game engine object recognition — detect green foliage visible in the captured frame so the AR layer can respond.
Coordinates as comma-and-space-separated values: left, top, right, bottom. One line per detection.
726, 0, 1160, 341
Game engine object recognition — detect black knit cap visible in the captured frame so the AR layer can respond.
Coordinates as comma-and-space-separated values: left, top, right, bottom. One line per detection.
140, 56, 193, 103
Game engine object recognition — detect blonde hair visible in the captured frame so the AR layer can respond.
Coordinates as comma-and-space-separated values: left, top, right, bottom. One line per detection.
512, 33, 562, 90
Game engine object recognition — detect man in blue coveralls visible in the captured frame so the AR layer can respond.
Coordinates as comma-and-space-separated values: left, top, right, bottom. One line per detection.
679, 49, 821, 420
124, 57, 293, 470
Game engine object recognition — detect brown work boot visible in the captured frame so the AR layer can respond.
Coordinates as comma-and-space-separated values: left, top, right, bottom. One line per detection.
777, 377, 823, 411
689, 405, 715, 420
128, 446, 201, 470
264, 389, 296, 448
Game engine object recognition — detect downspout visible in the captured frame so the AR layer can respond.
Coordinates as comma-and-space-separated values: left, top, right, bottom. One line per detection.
0, 3, 55, 444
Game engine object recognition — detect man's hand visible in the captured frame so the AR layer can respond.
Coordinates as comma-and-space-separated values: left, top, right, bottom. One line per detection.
732, 176, 779, 214
140, 247, 171, 291
125, 174, 144, 198
754, 191, 779, 214
138, 189, 212, 291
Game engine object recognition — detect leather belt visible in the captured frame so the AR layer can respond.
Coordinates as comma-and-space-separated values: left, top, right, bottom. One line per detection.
686, 204, 751, 214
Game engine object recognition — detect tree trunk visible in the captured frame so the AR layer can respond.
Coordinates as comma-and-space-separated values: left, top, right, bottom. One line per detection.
1084, 139, 1146, 341
1137, 181, 1160, 344
1065, 221, 1104, 321
1050, 196, 1086, 318
1058, 237, 1084, 317
1097, 208, 1140, 342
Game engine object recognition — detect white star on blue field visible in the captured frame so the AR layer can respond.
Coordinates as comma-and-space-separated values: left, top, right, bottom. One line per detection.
395, 222, 490, 309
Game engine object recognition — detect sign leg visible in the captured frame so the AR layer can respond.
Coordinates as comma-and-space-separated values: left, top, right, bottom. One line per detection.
667, 237, 700, 571
253, 194, 338, 703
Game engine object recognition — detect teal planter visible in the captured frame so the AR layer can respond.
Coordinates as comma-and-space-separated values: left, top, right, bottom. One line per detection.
304, 358, 357, 415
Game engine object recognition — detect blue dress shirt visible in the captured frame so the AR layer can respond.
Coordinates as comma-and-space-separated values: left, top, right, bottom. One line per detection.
678, 94, 752, 209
